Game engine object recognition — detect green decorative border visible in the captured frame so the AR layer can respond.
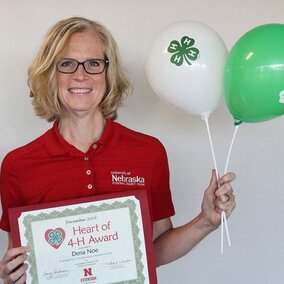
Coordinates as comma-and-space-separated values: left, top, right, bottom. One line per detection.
22, 199, 146, 284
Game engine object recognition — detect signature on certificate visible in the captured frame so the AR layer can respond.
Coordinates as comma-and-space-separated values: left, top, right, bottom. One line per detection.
104, 259, 133, 270
42, 269, 71, 280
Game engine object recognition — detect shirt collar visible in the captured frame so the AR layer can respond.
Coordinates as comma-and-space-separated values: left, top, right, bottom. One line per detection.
44, 119, 119, 157
98, 119, 119, 147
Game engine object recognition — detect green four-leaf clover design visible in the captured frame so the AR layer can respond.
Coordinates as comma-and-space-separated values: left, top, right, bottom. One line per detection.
48, 230, 63, 246
168, 36, 199, 66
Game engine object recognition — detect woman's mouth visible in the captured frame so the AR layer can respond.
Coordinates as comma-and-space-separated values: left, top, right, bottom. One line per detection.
68, 88, 93, 94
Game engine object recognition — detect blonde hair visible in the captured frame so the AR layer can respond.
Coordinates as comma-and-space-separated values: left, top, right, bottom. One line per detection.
28, 16, 132, 122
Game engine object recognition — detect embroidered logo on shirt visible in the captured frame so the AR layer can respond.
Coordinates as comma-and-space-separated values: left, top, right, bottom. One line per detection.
111, 171, 145, 186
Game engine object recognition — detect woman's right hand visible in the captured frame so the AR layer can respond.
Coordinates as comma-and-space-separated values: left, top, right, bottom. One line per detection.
0, 246, 28, 284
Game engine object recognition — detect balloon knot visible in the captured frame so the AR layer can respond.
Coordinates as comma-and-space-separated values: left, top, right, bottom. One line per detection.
234, 119, 242, 126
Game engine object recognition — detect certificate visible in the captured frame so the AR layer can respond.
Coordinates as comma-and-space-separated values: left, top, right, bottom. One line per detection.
9, 190, 157, 284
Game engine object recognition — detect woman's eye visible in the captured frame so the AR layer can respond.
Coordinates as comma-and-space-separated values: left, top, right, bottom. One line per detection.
88, 60, 100, 67
61, 60, 74, 67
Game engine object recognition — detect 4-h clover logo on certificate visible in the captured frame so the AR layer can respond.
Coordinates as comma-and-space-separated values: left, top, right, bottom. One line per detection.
167, 36, 199, 66
45, 228, 66, 249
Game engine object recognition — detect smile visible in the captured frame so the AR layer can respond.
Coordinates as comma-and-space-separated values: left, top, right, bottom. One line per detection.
68, 88, 93, 94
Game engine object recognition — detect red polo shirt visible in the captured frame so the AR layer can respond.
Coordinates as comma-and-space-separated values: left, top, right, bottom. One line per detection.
0, 119, 175, 232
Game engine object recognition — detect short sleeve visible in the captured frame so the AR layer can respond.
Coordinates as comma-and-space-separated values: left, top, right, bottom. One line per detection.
150, 143, 175, 221
0, 155, 24, 232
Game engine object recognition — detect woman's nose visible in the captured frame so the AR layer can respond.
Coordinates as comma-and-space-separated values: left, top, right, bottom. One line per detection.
73, 64, 88, 80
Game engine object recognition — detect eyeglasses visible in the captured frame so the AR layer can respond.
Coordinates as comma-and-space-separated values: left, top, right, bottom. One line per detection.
56, 58, 109, 74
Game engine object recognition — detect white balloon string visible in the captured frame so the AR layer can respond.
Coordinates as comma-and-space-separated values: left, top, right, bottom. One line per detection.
203, 116, 232, 254
223, 211, 231, 246
224, 125, 240, 174
221, 211, 231, 254
220, 124, 240, 253
203, 117, 219, 180
221, 209, 224, 254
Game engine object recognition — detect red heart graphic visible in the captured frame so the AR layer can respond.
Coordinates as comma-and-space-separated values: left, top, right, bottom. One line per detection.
44, 228, 66, 249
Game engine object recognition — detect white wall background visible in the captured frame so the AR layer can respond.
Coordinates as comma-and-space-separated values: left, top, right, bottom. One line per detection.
1, 1, 284, 283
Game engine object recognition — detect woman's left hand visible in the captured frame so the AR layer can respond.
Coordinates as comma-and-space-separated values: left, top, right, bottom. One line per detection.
201, 169, 236, 229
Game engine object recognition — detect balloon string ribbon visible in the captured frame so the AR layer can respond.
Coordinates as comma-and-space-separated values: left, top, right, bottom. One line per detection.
203, 117, 219, 179
203, 116, 231, 254
221, 124, 239, 253
224, 125, 239, 174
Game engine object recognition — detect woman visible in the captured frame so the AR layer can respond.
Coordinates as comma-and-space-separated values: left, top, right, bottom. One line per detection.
0, 17, 236, 283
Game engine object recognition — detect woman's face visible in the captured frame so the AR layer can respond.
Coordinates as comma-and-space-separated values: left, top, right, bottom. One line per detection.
56, 30, 107, 118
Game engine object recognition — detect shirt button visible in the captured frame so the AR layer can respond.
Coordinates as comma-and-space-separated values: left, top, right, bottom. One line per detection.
84, 157, 89, 161
87, 184, 93, 190
92, 144, 97, 149
86, 170, 92, 175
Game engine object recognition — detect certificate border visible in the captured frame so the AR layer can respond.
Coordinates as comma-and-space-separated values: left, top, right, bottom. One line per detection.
9, 190, 157, 284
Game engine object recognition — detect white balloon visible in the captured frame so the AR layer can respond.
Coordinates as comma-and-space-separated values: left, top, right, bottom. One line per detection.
145, 21, 228, 118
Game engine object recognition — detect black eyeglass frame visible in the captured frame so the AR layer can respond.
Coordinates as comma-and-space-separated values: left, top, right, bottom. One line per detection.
56, 58, 109, 74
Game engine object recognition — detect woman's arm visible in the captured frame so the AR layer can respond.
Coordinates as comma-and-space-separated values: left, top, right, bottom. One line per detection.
153, 170, 236, 266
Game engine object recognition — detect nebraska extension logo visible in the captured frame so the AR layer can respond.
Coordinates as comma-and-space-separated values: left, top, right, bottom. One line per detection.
80, 268, 96, 283
111, 171, 145, 186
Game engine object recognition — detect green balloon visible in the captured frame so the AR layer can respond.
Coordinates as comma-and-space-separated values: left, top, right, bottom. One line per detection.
224, 24, 284, 124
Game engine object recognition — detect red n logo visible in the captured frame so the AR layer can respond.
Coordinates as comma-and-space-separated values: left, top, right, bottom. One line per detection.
84, 268, 93, 277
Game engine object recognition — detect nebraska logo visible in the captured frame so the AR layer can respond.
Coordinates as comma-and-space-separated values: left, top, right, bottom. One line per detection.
111, 171, 145, 186
84, 268, 93, 277
80, 268, 96, 283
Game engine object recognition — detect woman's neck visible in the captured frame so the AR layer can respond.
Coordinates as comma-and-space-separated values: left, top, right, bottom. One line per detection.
58, 111, 106, 153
